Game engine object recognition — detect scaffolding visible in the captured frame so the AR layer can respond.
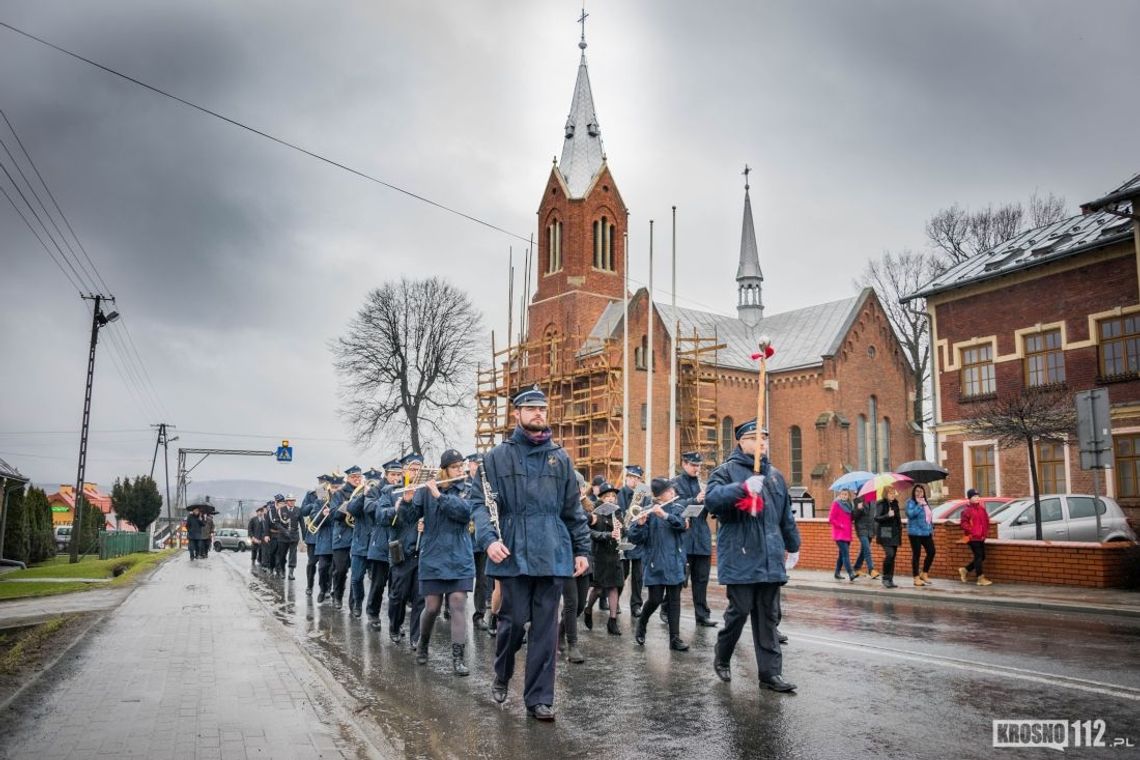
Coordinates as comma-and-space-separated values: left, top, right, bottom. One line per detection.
677, 330, 724, 466
474, 333, 625, 481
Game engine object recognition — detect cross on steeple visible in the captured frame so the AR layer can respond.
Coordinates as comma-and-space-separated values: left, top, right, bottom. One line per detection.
578, 3, 589, 50
742, 164, 751, 191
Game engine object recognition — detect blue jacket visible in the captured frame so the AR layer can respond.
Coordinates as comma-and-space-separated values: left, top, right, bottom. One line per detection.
346, 486, 374, 557
300, 491, 319, 545
618, 485, 646, 560
330, 484, 355, 551
627, 500, 687, 586
301, 492, 334, 556
673, 472, 712, 556
377, 493, 421, 564
705, 448, 801, 585
469, 427, 591, 578
397, 480, 493, 582
365, 485, 393, 562
906, 498, 934, 536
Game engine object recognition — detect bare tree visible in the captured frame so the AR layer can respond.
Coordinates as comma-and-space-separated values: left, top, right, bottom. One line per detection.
963, 388, 1076, 540
859, 250, 943, 457
332, 277, 484, 454
925, 192, 1068, 266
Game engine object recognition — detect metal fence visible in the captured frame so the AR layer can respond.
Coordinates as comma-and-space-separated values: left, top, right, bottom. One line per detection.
98, 530, 151, 560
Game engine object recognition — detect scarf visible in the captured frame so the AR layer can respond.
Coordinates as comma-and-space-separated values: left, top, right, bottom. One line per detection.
514, 425, 552, 446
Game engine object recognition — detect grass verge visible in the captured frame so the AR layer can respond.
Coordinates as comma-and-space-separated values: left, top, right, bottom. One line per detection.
0, 582, 91, 602
0, 549, 177, 600
0, 616, 73, 675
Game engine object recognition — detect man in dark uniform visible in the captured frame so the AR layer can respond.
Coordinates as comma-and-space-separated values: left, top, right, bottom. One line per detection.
618, 465, 647, 618
470, 385, 591, 722
364, 460, 402, 630
705, 419, 801, 693
346, 469, 380, 618
305, 474, 339, 602
329, 467, 361, 609
299, 479, 324, 593
276, 494, 300, 579
248, 505, 265, 569
262, 494, 283, 573
673, 451, 717, 627
380, 453, 426, 647
464, 452, 491, 631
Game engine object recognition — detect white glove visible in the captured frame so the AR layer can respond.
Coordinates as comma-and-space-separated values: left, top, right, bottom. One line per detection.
785, 551, 800, 570
745, 475, 765, 495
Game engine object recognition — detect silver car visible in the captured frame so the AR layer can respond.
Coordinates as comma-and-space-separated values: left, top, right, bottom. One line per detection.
996, 494, 1137, 543
213, 528, 250, 552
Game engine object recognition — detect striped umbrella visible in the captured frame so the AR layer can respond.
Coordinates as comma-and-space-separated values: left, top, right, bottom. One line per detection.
856, 472, 913, 501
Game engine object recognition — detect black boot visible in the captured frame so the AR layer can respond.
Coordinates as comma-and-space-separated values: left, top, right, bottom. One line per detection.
606, 617, 622, 636
488, 613, 498, 636
566, 641, 585, 664
452, 643, 469, 676
669, 636, 689, 651
472, 612, 487, 631
583, 608, 593, 631
634, 619, 646, 646
416, 634, 430, 665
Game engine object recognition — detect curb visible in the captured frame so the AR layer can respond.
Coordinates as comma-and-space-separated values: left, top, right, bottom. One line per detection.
783, 579, 1140, 619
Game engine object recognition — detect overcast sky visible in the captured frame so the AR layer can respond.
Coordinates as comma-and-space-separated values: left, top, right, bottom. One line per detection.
2, 0, 1137, 497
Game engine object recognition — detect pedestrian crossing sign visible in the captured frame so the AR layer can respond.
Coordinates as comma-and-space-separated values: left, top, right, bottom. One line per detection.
275, 440, 293, 463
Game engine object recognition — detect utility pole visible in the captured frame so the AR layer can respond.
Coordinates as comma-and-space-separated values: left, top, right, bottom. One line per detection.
150, 423, 177, 542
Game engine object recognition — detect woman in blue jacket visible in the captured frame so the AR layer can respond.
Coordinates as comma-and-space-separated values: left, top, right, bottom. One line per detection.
398, 449, 494, 676
906, 484, 936, 587
627, 478, 689, 652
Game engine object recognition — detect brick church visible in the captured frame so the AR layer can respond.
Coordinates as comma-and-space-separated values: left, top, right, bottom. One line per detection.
476, 27, 921, 508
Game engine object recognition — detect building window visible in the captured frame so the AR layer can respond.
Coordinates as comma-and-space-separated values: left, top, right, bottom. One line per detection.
721, 416, 734, 461
634, 335, 649, 370
545, 329, 559, 373
789, 426, 802, 485
867, 396, 879, 472
640, 403, 648, 431
592, 217, 615, 271
546, 220, 563, 274
1114, 433, 1140, 498
1036, 440, 1066, 493
961, 344, 996, 398
607, 223, 616, 270
1025, 330, 1065, 387
970, 446, 996, 497
1099, 316, 1140, 378
856, 415, 867, 471
878, 417, 891, 472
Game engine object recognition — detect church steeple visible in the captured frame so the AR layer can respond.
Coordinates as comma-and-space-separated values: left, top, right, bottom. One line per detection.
558, 7, 605, 199
736, 165, 764, 326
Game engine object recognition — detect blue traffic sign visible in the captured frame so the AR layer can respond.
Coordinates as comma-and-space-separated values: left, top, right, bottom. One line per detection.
275, 441, 293, 463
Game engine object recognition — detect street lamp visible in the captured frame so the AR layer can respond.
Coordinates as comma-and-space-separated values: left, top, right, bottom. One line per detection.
70, 294, 118, 564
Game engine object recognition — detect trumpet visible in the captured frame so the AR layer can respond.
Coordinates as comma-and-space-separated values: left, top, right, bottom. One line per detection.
391, 474, 468, 496
304, 498, 333, 535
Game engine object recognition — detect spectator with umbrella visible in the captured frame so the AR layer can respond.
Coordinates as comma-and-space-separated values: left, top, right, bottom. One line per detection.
906, 485, 936, 587
828, 489, 856, 581
859, 475, 911, 589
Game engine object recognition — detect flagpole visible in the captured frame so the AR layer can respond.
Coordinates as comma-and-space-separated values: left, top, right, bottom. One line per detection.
622, 220, 630, 471
668, 206, 678, 477
645, 219, 654, 480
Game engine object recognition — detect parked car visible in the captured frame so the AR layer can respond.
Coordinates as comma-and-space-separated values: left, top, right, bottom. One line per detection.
213, 528, 250, 552
933, 497, 1015, 521
995, 494, 1138, 543
54, 524, 72, 552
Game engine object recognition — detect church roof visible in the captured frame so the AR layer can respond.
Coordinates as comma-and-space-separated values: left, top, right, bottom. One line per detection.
558, 46, 606, 199
736, 186, 763, 281
582, 289, 871, 373
905, 172, 1137, 302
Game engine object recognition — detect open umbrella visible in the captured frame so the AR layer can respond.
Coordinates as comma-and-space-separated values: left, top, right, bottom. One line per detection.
857, 472, 913, 500
829, 470, 874, 492
895, 460, 949, 484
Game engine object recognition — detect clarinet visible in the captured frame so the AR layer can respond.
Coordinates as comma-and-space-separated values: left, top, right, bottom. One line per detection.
480, 466, 501, 535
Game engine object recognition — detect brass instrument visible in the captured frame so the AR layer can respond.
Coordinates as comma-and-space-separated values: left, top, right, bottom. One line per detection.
391, 474, 467, 496
304, 485, 335, 535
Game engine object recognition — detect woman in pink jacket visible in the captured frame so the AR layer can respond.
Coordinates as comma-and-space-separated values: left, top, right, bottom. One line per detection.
829, 488, 856, 581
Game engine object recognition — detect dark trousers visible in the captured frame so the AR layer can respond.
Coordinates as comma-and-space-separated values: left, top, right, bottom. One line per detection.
495, 575, 561, 708
250, 542, 260, 565
190, 539, 208, 558
331, 548, 350, 601
715, 582, 782, 678
835, 540, 853, 578
389, 560, 423, 641
560, 574, 589, 645
276, 540, 298, 572
316, 553, 333, 594
623, 558, 644, 611
473, 551, 488, 618
639, 583, 681, 637
366, 560, 390, 618
305, 544, 319, 588
909, 534, 935, 576
262, 536, 278, 569
349, 554, 368, 609
852, 534, 875, 573
965, 541, 986, 577
881, 545, 898, 581
688, 554, 712, 621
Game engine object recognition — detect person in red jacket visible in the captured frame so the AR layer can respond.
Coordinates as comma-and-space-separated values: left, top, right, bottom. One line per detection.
958, 489, 993, 586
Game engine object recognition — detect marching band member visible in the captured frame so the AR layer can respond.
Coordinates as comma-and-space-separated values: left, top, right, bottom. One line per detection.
380, 453, 426, 648
346, 469, 380, 618
469, 385, 591, 722
308, 474, 340, 602
465, 453, 491, 632
277, 494, 300, 579
364, 460, 402, 631
299, 478, 324, 594
583, 483, 623, 636
705, 419, 800, 693
673, 451, 717, 627
401, 449, 494, 676
559, 472, 594, 664
329, 466, 361, 609
628, 478, 689, 651
618, 465, 646, 618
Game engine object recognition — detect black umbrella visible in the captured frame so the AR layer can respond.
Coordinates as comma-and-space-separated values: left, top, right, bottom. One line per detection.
895, 460, 949, 484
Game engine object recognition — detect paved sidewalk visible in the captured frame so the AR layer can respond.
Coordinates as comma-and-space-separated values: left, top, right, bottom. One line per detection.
0, 554, 387, 760
778, 567, 1140, 617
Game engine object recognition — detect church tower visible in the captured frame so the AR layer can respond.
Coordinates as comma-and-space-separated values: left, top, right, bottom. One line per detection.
528, 15, 628, 352
736, 166, 764, 327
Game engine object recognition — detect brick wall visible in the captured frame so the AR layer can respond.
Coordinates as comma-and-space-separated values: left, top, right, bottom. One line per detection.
791, 517, 1132, 588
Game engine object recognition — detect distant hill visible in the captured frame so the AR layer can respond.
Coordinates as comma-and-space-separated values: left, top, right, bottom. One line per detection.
185, 478, 313, 524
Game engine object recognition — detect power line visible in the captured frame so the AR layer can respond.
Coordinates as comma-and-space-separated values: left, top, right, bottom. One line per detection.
0, 20, 532, 245
0, 180, 84, 293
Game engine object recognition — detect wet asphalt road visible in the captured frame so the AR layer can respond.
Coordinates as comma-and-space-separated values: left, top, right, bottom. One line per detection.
233, 551, 1140, 759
